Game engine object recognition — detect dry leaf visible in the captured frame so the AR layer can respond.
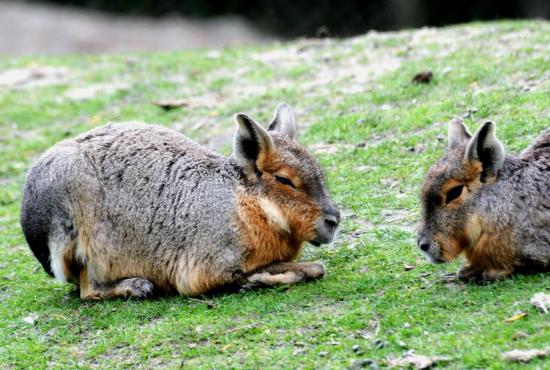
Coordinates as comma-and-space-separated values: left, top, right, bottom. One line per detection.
512, 331, 529, 340
221, 344, 233, 351
310, 143, 354, 155
65, 82, 128, 101
382, 209, 411, 224
2, 273, 16, 280
154, 99, 189, 110
407, 143, 427, 153
530, 292, 550, 313
224, 324, 256, 334
22, 313, 39, 325
357, 165, 376, 172
381, 178, 399, 188
0, 67, 69, 88
412, 71, 433, 84
505, 312, 527, 322
387, 352, 450, 369
354, 321, 379, 340
503, 348, 550, 362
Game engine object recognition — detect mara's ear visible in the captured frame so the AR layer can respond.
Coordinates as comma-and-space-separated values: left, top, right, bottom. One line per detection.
267, 102, 296, 139
464, 121, 505, 182
447, 117, 472, 150
234, 113, 274, 174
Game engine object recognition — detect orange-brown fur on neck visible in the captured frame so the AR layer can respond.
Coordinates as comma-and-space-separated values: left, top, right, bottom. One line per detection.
433, 232, 468, 261
236, 190, 303, 273
434, 211, 516, 275
464, 217, 516, 272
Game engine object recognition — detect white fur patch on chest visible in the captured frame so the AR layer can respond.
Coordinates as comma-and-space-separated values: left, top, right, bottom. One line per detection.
258, 197, 290, 234
49, 234, 67, 282
466, 214, 482, 248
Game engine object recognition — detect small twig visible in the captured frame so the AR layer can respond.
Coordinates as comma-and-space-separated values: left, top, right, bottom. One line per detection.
373, 320, 381, 337
188, 297, 216, 308
224, 324, 257, 334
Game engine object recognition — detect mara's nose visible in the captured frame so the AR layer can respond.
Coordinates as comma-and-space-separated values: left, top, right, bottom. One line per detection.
417, 236, 431, 252
324, 208, 340, 228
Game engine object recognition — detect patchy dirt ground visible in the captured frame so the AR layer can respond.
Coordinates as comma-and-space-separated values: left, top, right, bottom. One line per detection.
0, 1, 269, 55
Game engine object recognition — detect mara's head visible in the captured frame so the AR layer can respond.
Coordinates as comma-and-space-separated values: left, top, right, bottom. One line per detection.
417, 118, 505, 263
233, 103, 340, 246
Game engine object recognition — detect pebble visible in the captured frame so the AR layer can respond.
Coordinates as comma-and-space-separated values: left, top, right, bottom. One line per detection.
351, 359, 378, 369
352, 344, 364, 355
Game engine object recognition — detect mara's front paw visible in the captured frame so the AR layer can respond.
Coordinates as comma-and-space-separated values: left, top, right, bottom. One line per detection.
458, 265, 511, 284
302, 262, 325, 280
245, 270, 305, 288
457, 265, 483, 283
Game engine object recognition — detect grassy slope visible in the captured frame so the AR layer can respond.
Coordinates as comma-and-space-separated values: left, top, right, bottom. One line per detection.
1, 21, 549, 369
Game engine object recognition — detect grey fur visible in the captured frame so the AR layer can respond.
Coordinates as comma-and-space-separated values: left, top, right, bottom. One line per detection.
447, 117, 472, 150
268, 102, 297, 138
20, 104, 340, 298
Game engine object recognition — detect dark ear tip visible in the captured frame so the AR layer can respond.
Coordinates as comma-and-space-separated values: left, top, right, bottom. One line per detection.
480, 120, 496, 134
234, 113, 250, 125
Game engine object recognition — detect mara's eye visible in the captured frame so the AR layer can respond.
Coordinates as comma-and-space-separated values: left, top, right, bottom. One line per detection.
446, 185, 464, 204
275, 175, 296, 189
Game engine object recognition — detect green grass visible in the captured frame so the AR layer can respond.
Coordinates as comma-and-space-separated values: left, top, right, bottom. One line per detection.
1, 21, 549, 369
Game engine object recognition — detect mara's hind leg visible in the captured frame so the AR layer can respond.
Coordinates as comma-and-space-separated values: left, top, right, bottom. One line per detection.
242, 262, 325, 290
78, 269, 154, 300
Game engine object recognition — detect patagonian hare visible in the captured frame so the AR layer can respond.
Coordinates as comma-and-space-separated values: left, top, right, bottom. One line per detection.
417, 118, 549, 283
20, 103, 340, 299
